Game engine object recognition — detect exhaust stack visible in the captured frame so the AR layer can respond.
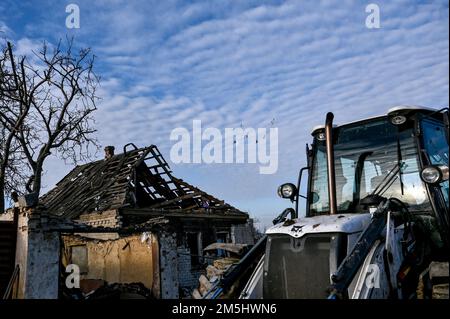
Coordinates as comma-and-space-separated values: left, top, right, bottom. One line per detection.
325, 112, 337, 215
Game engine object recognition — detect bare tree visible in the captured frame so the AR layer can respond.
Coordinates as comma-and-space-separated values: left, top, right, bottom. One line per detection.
0, 38, 99, 212
0, 42, 38, 212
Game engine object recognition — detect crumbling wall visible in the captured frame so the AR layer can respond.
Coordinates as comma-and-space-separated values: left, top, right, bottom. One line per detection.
75, 209, 121, 228
25, 229, 60, 298
13, 210, 28, 299
158, 232, 179, 298
62, 233, 154, 290
177, 246, 204, 293
14, 208, 60, 299
0, 209, 14, 221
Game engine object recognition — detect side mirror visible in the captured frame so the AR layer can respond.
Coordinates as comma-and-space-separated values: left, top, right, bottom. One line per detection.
421, 165, 449, 184
277, 183, 297, 200
273, 208, 296, 225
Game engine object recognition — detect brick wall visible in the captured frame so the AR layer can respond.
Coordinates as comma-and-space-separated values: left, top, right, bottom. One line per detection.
177, 246, 205, 295
75, 209, 121, 228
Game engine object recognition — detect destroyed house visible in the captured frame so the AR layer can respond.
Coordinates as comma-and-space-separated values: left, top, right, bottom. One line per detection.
7, 144, 254, 299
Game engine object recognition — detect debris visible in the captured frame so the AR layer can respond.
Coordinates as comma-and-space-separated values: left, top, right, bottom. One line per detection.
210, 275, 219, 283
198, 275, 212, 296
80, 279, 106, 295
85, 282, 153, 299
192, 257, 241, 299
432, 284, 449, 299
214, 257, 240, 270
430, 262, 449, 299
140, 232, 151, 243
191, 289, 202, 299
203, 243, 249, 256
429, 261, 449, 278
206, 265, 224, 279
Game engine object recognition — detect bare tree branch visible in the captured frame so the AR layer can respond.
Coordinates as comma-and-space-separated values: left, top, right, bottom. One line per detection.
0, 38, 100, 212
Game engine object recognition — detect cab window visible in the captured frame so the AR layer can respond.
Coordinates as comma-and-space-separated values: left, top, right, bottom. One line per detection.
421, 119, 449, 206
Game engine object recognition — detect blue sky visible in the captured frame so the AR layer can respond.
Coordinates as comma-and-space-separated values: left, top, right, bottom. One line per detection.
1, 0, 448, 229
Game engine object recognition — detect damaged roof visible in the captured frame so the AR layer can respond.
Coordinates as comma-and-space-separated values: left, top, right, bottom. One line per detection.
40, 144, 246, 219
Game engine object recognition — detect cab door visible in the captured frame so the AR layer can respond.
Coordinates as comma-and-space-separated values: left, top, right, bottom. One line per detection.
420, 118, 449, 246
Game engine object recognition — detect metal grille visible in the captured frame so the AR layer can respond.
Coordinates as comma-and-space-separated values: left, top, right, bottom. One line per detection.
263, 234, 333, 299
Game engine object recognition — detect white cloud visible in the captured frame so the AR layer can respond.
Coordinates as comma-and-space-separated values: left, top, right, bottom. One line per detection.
0, 20, 12, 35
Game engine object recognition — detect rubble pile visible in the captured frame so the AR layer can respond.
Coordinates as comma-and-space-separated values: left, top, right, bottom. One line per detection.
192, 243, 249, 299
62, 280, 153, 299
86, 282, 153, 299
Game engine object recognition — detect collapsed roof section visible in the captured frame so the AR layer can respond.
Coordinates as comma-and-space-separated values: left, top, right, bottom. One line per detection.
40, 144, 246, 220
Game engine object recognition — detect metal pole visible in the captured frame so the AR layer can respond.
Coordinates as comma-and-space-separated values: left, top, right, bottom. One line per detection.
325, 112, 337, 215
295, 166, 309, 218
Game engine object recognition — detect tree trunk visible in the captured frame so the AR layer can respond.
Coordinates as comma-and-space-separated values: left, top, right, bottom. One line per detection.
0, 133, 14, 214
32, 161, 43, 197
0, 149, 8, 213
0, 173, 5, 213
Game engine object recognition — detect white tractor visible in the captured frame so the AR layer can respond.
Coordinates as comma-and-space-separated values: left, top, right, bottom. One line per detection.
239, 106, 449, 299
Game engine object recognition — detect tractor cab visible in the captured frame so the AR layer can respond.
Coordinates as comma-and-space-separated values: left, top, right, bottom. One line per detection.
258, 106, 449, 299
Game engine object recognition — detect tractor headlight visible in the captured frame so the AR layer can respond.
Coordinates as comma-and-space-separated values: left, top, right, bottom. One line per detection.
277, 183, 297, 200
316, 132, 326, 141
421, 165, 449, 184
